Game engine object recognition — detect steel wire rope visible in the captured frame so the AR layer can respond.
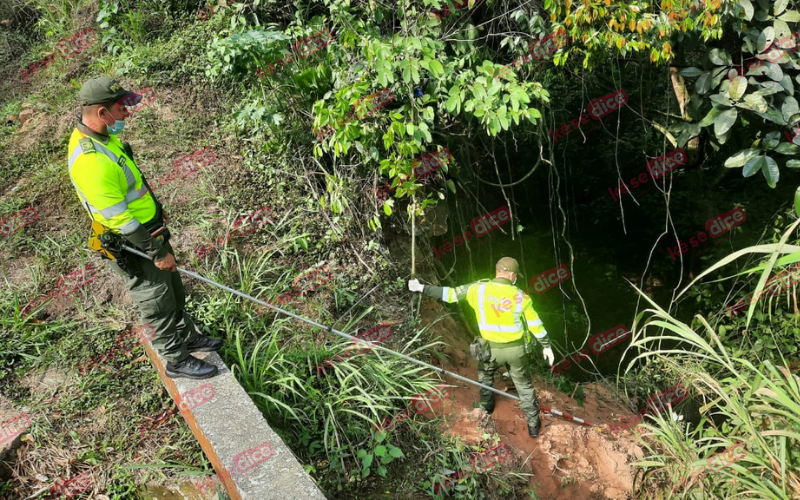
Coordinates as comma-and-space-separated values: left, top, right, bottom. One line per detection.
121, 245, 595, 426
123, 245, 515, 402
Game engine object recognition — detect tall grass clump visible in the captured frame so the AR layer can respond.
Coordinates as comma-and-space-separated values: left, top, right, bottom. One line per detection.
185, 246, 452, 487
623, 216, 800, 499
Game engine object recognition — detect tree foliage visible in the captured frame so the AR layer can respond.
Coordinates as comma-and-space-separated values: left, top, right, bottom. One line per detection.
546, 0, 800, 187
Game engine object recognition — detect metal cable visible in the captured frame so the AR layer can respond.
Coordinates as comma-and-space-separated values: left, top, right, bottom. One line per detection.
122, 245, 595, 427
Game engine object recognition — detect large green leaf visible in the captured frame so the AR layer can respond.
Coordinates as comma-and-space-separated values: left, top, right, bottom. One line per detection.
748, 62, 771, 76
755, 107, 788, 125
778, 10, 800, 22
740, 93, 770, 113
744, 155, 765, 177
698, 106, 723, 127
730, 76, 748, 100
781, 97, 799, 123
725, 148, 761, 168
758, 27, 775, 52
428, 60, 444, 78
767, 62, 784, 82
710, 93, 734, 107
715, 108, 738, 137
773, 19, 792, 41
765, 47, 791, 65
681, 67, 704, 78
445, 84, 460, 113
762, 155, 779, 187
696, 73, 713, 94
764, 131, 782, 149
740, 0, 755, 20
780, 75, 795, 94
401, 60, 411, 83
774, 142, 800, 155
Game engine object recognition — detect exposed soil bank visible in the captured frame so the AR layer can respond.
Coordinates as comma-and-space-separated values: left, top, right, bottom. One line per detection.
418, 300, 643, 500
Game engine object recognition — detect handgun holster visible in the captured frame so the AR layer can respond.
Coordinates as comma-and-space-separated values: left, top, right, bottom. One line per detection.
470, 337, 492, 363
89, 221, 136, 276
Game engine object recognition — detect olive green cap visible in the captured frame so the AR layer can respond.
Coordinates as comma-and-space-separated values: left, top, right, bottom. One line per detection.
496, 257, 520, 274
78, 77, 140, 106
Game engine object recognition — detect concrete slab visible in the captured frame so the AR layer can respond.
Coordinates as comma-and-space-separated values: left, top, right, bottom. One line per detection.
141, 344, 327, 500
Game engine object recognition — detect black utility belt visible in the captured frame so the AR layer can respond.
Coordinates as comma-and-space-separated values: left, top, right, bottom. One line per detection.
487, 337, 525, 349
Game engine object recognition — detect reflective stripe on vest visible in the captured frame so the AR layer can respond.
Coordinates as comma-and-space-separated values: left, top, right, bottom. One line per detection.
514, 290, 523, 316
477, 283, 487, 325
69, 138, 149, 219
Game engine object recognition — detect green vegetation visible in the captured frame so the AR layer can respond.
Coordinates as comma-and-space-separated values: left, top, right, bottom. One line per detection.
2, 0, 800, 498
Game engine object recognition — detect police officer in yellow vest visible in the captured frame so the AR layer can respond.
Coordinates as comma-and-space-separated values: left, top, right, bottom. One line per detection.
408, 257, 554, 437
68, 77, 221, 379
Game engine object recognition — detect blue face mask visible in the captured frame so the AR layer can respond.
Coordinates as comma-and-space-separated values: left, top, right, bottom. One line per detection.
107, 119, 125, 135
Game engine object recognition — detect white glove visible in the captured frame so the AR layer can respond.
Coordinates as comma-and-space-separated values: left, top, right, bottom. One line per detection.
408, 279, 425, 293
542, 346, 554, 366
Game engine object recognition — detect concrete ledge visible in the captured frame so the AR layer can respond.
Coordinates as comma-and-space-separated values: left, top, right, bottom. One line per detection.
0, 395, 30, 465
142, 344, 327, 500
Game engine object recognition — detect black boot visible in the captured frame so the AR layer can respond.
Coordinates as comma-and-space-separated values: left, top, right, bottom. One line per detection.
166, 355, 218, 379
186, 335, 223, 353
528, 420, 541, 438
481, 401, 495, 415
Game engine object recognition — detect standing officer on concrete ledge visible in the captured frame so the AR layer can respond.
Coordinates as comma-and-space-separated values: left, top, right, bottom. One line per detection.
408, 257, 554, 437
67, 77, 221, 379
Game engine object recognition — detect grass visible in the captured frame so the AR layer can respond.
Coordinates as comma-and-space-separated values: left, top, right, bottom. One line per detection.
0, 290, 207, 497
1, 2, 599, 499
625, 280, 800, 499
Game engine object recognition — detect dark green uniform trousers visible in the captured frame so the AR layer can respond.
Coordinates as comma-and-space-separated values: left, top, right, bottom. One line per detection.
108, 241, 199, 363
478, 342, 541, 426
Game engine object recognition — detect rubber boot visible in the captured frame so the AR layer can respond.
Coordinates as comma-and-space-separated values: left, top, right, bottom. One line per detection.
528, 419, 541, 438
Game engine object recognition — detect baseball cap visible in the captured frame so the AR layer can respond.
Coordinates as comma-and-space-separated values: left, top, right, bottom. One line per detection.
78, 77, 141, 106
496, 257, 520, 274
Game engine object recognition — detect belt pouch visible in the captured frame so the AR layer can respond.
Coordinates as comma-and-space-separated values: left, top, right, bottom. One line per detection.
470, 338, 492, 362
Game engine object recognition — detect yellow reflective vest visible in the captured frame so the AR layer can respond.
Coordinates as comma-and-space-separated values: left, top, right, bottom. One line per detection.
67, 124, 156, 235
437, 279, 549, 345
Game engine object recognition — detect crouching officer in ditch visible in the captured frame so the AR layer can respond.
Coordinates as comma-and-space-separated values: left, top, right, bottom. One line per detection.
408, 257, 554, 437
67, 77, 221, 379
